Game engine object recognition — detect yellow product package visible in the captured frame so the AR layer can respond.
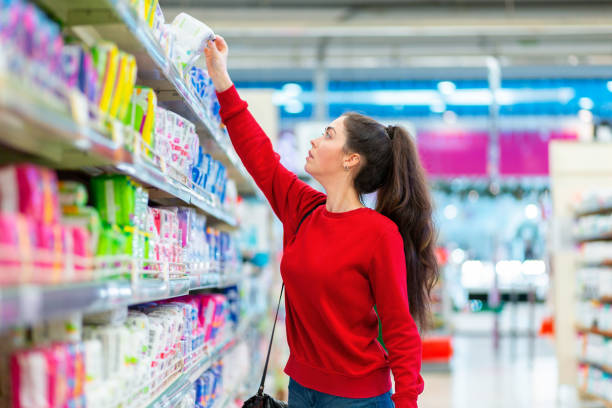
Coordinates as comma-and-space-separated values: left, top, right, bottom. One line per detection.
110, 53, 138, 121
90, 42, 120, 115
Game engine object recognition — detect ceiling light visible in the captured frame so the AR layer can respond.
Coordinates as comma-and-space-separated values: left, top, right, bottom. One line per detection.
607, 81, 612, 92
444, 204, 458, 220
430, 101, 446, 113
437, 81, 456, 96
525, 204, 539, 220
285, 99, 304, 114
451, 248, 466, 264
579, 97, 594, 110
282, 83, 303, 97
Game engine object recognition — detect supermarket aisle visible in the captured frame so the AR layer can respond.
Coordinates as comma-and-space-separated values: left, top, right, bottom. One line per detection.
420, 336, 563, 408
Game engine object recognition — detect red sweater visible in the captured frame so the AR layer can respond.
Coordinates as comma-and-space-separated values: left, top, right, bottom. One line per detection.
217, 86, 424, 408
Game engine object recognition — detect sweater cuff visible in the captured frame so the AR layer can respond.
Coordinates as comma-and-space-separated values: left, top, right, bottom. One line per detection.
391, 395, 417, 408
216, 85, 247, 123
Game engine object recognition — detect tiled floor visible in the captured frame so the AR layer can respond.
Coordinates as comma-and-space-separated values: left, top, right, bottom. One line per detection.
419, 335, 562, 408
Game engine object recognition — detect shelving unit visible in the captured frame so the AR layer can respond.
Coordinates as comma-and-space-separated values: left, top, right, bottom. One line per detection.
580, 392, 612, 408
147, 313, 260, 408
550, 141, 612, 406
0, 2, 276, 407
0, 71, 238, 227
34, 0, 259, 196
0, 271, 248, 332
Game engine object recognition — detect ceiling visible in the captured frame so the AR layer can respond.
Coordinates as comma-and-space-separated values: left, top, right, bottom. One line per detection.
161, 1, 612, 76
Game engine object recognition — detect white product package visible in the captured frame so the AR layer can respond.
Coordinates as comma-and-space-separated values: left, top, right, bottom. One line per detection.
170, 13, 216, 69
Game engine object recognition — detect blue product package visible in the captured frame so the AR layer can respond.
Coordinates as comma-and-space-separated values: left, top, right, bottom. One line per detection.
214, 163, 226, 199
194, 378, 204, 407
204, 160, 217, 194
222, 285, 239, 325
201, 374, 211, 408
202, 153, 212, 188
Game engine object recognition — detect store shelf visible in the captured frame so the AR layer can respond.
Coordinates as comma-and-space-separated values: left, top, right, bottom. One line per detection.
148, 313, 259, 408
116, 161, 237, 227
0, 79, 237, 228
189, 272, 242, 291
576, 206, 612, 218
0, 71, 125, 167
0, 278, 189, 331
579, 359, 612, 376
580, 391, 612, 408
576, 232, 612, 243
34, 0, 259, 197
576, 325, 612, 338
0, 273, 246, 332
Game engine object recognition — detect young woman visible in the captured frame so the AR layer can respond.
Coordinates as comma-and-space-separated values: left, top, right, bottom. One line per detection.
204, 37, 438, 408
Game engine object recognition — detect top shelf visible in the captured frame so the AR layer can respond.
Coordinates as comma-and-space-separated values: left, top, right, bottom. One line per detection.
35, 0, 258, 197
575, 206, 612, 218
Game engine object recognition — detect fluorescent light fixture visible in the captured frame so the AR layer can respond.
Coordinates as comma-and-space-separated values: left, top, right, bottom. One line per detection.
607, 81, 612, 92
430, 101, 446, 113
579, 97, 594, 110
444, 203, 458, 219
282, 83, 303, 97
369, 90, 440, 106
285, 99, 304, 114
525, 204, 539, 220
437, 81, 456, 96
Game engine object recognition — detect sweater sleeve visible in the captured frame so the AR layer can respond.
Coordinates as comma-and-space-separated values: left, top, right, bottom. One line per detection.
370, 226, 424, 408
216, 86, 326, 232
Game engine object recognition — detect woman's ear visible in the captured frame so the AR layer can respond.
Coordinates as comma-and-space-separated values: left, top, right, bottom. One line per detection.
344, 153, 361, 170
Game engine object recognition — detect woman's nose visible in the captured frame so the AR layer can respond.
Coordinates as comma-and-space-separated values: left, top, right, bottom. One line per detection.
311, 139, 316, 148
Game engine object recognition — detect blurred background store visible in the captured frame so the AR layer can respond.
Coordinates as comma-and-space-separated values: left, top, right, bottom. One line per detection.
1, 0, 612, 407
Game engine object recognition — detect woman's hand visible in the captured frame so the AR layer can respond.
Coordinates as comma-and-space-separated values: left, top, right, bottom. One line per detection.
204, 35, 233, 92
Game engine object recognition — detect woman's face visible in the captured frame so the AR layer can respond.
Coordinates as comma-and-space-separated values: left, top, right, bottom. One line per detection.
304, 116, 349, 180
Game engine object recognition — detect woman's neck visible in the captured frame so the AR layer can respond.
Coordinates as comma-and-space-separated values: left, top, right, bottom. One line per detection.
323, 179, 364, 213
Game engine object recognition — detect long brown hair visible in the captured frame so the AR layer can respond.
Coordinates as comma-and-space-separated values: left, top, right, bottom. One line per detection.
343, 112, 439, 330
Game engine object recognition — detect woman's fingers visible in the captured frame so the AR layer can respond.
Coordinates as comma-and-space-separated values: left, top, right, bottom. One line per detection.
214, 35, 228, 54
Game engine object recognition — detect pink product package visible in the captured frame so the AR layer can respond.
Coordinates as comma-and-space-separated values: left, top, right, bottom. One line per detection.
11, 344, 72, 408
0, 212, 36, 285
16, 165, 43, 220
158, 208, 179, 245
34, 221, 64, 282
11, 164, 60, 224
70, 226, 91, 277
198, 295, 226, 343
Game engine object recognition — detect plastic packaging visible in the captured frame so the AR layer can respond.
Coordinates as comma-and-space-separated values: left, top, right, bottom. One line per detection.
169, 13, 215, 70
90, 42, 119, 115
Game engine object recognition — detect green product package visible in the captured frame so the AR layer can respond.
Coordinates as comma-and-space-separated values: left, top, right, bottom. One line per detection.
91, 175, 139, 228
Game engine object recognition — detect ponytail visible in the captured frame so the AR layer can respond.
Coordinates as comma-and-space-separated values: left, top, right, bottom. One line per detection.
343, 113, 439, 330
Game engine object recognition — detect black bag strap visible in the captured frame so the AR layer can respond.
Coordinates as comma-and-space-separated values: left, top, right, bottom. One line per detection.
257, 202, 324, 396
